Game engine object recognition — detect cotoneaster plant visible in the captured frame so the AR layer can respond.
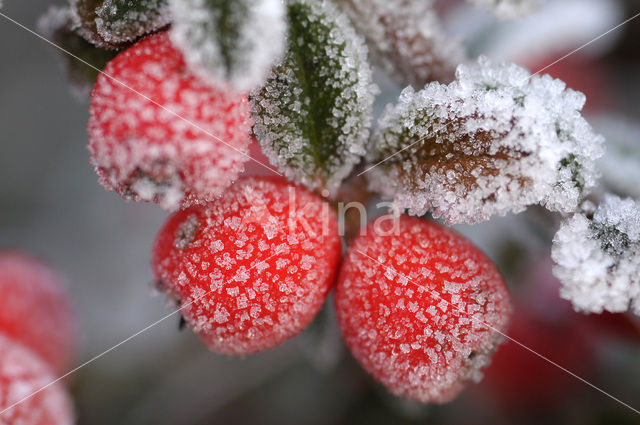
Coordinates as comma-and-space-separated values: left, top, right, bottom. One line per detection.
34, 0, 635, 407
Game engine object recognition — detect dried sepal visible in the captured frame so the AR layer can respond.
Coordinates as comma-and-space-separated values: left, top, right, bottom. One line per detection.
169, 0, 286, 91
552, 195, 640, 316
335, 0, 465, 87
367, 57, 604, 224
251, 0, 376, 195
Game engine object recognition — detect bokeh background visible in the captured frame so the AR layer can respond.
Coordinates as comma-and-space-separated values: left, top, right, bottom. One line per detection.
1, 0, 640, 424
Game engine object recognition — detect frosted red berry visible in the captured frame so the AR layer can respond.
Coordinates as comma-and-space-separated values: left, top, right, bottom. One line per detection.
0, 334, 74, 425
152, 176, 342, 355
334, 215, 511, 403
88, 32, 253, 210
0, 252, 75, 375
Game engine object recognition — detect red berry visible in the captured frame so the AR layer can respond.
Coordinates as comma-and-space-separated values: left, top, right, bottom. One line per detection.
0, 252, 75, 375
480, 307, 593, 409
0, 334, 74, 425
334, 215, 511, 403
88, 32, 252, 210
151, 176, 342, 355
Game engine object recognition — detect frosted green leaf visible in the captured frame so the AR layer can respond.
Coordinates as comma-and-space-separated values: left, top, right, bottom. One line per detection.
335, 0, 465, 87
170, 0, 286, 91
469, 0, 539, 19
70, 0, 169, 49
252, 0, 376, 194
38, 6, 117, 99
552, 195, 640, 316
367, 57, 604, 224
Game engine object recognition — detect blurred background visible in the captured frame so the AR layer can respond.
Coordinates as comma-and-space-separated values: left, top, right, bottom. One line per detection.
1, 0, 640, 424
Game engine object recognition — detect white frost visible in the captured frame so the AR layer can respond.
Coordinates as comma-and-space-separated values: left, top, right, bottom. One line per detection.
252, 0, 376, 194
552, 194, 640, 315
170, 0, 286, 91
368, 56, 604, 224
336, 0, 465, 86
96, 0, 171, 45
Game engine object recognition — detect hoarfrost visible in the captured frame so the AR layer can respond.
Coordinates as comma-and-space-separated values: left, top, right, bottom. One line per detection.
368, 57, 604, 224
88, 33, 252, 211
335, 0, 465, 87
71, 0, 170, 48
152, 177, 341, 355
251, 0, 376, 195
335, 216, 511, 403
552, 194, 640, 316
170, 0, 286, 91
96, 0, 170, 45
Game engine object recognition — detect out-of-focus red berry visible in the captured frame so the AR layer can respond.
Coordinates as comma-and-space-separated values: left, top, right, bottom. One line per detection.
0, 334, 74, 425
0, 252, 75, 375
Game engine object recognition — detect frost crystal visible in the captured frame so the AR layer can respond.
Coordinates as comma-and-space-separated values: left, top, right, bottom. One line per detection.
251, 0, 376, 194
170, 0, 286, 91
152, 177, 342, 355
552, 195, 640, 316
71, 0, 170, 49
469, 0, 540, 19
335, 0, 465, 87
368, 57, 604, 224
88, 33, 252, 211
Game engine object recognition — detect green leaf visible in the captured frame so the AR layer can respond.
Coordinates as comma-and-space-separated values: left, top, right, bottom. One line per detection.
70, 0, 169, 49
169, 0, 286, 91
251, 0, 376, 194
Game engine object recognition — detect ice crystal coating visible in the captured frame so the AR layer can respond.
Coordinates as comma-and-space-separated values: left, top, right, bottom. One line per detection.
552, 195, 640, 316
0, 334, 74, 425
71, 0, 169, 49
251, 0, 376, 195
152, 176, 342, 355
335, 0, 465, 87
0, 252, 76, 375
594, 116, 640, 199
469, 0, 539, 19
170, 0, 286, 91
335, 215, 511, 403
38, 6, 118, 99
88, 32, 252, 210
368, 57, 604, 224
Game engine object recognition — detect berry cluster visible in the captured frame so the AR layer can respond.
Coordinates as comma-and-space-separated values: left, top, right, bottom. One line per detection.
40, 0, 615, 408
0, 252, 76, 424
150, 178, 510, 402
